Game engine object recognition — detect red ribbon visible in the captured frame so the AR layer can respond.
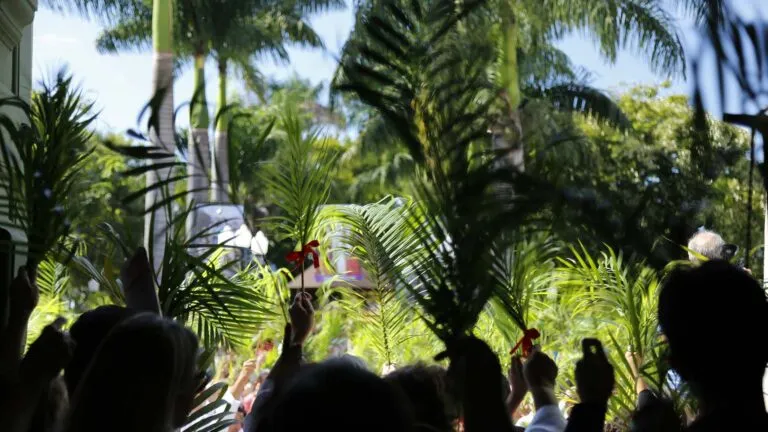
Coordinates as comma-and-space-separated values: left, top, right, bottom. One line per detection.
285, 240, 321, 270
509, 328, 540, 357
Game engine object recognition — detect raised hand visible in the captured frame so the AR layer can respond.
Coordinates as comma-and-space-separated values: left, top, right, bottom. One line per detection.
1, 267, 40, 378
523, 348, 558, 390
21, 318, 75, 383
240, 359, 258, 376
10, 266, 39, 322
289, 292, 314, 346
575, 339, 614, 405
523, 348, 559, 409
120, 247, 160, 314
507, 355, 528, 416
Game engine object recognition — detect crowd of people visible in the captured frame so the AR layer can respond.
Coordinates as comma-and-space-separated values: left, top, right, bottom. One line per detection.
1, 234, 767, 432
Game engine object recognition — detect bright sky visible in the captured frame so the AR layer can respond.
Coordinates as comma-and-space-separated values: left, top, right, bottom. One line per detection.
32, 1, 766, 134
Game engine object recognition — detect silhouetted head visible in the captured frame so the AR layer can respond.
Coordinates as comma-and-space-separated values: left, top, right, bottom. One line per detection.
65, 305, 139, 394
65, 313, 199, 432
659, 261, 768, 399
385, 364, 454, 432
261, 356, 413, 432
630, 392, 681, 432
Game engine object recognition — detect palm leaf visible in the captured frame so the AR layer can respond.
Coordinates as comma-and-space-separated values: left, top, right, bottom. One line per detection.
328, 198, 422, 367
36, 256, 71, 297
486, 234, 560, 344
544, 0, 686, 77
184, 354, 236, 432
102, 109, 278, 349
336, 0, 560, 345
152, 205, 278, 348
555, 244, 695, 423
528, 84, 633, 133
0, 70, 97, 266
95, 14, 153, 54
260, 108, 338, 275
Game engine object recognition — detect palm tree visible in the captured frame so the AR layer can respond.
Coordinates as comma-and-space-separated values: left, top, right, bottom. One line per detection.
38, 0, 178, 272
339, 0, 723, 172
335, 0, 561, 349
93, 0, 341, 211
208, 1, 334, 202
148, 0, 176, 272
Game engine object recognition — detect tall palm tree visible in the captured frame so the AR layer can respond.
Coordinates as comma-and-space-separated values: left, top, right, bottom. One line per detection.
148, 0, 176, 272
94, 0, 341, 206
208, 1, 334, 202
338, 0, 722, 172
489, 0, 690, 170
39, 0, 179, 272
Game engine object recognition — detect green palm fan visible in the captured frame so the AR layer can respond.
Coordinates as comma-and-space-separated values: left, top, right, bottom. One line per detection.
329, 197, 422, 368
486, 234, 560, 351
336, 0, 557, 347
101, 114, 277, 349
0, 71, 97, 268
260, 108, 338, 293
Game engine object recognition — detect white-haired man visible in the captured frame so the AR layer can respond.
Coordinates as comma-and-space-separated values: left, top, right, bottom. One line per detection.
687, 230, 738, 263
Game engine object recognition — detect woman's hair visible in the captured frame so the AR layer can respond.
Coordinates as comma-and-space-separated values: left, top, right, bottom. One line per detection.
385, 364, 454, 432
65, 305, 139, 394
64, 313, 199, 432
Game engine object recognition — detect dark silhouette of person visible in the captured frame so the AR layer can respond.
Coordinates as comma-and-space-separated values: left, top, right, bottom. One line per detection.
659, 260, 768, 431
255, 356, 413, 432
64, 313, 200, 432
384, 363, 456, 432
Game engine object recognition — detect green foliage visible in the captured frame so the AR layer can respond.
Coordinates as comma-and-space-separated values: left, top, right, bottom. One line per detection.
0, 71, 97, 265
261, 109, 338, 267
535, 84, 753, 271
487, 234, 560, 344
557, 244, 694, 426
329, 198, 420, 367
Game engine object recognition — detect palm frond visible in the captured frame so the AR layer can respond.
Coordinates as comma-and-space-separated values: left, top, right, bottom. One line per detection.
261, 108, 338, 271
336, 0, 558, 344
676, 0, 725, 26
95, 14, 153, 54
545, 0, 686, 77
184, 353, 236, 432
151, 204, 277, 348
486, 234, 560, 344
103, 104, 278, 349
25, 294, 66, 351
556, 244, 676, 423
36, 256, 71, 297
40, 0, 146, 24
0, 70, 97, 266
327, 198, 422, 367
529, 84, 633, 133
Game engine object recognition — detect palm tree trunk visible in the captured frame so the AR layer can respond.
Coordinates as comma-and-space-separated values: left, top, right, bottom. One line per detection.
212, 58, 230, 203
492, 14, 524, 172
188, 51, 211, 207
145, 0, 175, 274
